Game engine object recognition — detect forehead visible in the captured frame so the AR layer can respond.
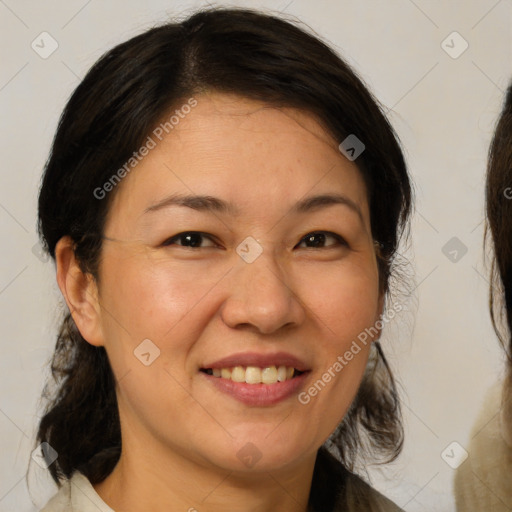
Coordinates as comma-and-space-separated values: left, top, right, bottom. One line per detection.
106, 92, 370, 228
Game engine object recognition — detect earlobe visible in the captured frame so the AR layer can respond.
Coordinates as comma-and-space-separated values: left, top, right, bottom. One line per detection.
55, 236, 104, 347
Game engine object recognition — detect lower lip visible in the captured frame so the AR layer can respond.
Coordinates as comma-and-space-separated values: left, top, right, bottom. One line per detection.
200, 371, 310, 406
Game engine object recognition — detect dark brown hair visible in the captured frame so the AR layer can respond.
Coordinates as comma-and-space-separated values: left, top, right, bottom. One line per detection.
36, 7, 412, 486
487, 84, 512, 364
486, 84, 512, 445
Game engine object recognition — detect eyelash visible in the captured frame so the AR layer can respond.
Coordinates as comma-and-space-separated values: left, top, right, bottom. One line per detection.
161, 231, 349, 250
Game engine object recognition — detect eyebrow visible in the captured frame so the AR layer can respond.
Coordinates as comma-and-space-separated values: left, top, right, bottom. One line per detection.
144, 192, 363, 221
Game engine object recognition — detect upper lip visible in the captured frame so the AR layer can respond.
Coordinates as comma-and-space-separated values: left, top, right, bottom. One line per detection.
202, 351, 310, 372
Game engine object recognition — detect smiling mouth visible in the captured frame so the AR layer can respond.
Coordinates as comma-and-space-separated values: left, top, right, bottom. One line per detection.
200, 366, 305, 385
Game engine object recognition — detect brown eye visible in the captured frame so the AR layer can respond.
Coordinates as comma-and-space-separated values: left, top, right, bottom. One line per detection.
162, 231, 217, 248
297, 231, 348, 249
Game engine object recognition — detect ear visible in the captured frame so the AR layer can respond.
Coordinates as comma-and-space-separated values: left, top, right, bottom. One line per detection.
55, 236, 104, 347
372, 292, 386, 343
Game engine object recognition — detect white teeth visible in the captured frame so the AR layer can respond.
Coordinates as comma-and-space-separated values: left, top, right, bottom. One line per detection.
231, 366, 245, 382
207, 365, 298, 384
245, 366, 262, 384
277, 365, 287, 382
262, 366, 278, 384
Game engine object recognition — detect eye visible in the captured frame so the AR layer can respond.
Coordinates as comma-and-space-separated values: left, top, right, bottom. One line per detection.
296, 231, 348, 249
161, 231, 347, 250
161, 231, 218, 248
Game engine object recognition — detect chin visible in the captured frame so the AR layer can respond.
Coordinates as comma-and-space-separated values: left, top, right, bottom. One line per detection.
210, 436, 314, 473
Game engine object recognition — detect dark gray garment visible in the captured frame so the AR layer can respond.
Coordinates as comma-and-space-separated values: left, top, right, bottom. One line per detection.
308, 447, 404, 512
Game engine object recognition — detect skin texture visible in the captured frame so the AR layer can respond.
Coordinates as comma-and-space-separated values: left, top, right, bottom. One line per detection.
55, 92, 383, 512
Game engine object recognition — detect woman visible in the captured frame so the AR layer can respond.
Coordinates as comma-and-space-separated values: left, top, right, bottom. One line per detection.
454, 85, 512, 511
35, 7, 412, 511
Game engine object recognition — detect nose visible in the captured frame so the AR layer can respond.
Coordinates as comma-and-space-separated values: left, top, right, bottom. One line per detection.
220, 245, 306, 335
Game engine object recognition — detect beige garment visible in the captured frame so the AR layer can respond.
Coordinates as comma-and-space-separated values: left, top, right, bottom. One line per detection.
454, 379, 512, 511
40, 472, 114, 512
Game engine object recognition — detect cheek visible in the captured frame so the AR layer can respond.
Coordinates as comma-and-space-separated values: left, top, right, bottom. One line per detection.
99, 254, 224, 339
296, 263, 379, 419
96, 256, 220, 427
301, 260, 380, 341
96, 253, 236, 388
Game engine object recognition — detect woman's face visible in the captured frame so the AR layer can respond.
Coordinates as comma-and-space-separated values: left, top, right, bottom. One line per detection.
89, 92, 382, 474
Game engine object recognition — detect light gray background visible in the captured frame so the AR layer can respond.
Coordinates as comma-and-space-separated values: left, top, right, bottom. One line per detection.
1, 1, 510, 511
